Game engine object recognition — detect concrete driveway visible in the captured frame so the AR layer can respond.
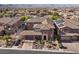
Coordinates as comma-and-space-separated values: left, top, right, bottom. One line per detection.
63, 42, 79, 52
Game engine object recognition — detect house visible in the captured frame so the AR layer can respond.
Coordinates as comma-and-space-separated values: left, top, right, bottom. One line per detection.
26, 17, 49, 30
33, 23, 55, 41
63, 13, 74, 19
19, 17, 55, 41
0, 17, 22, 34
54, 19, 79, 42
0, 26, 5, 35
19, 30, 42, 40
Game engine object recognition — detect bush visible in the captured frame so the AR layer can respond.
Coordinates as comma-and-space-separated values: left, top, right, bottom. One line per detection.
0, 13, 4, 18
20, 16, 31, 22
51, 15, 60, 20
4, 14, 9, 17
3, 35, 12, 40
50, 12, 61, 20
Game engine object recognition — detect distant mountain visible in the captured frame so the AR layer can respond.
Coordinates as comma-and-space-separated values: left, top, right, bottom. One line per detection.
0, 4, 79, 8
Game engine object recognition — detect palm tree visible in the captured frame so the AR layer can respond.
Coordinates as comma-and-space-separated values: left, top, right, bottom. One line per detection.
54, 27, 67, 49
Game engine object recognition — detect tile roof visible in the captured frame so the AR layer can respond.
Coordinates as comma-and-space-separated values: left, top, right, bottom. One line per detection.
33, 23, 55, 30
0, 26, 4, 31
59, 19, 79, 36
0, 17, 20, 25
0, 17, 12, 25
19, 30, 42, 36
63, 19, 79, 29
27, 17, 47, 23
8, 17, 21, 25
54, 19, 79, 29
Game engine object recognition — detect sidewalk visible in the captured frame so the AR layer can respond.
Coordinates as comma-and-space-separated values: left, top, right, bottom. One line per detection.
0, 47, 77, 53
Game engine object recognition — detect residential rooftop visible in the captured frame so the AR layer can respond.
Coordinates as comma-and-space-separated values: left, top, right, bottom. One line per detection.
0, 17, 21, 25
27, 17, 48, 23
19, 30, 42, 36
63, 19, 79, 29
33, 23, 55, 30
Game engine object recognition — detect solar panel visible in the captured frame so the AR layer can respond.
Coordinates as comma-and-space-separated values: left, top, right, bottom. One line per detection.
55, 19, 64, 24
58, 23, 64, 27
54, 19, 65, 28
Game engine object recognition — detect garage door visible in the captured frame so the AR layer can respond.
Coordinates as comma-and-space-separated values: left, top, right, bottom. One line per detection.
61, 36, 72, 42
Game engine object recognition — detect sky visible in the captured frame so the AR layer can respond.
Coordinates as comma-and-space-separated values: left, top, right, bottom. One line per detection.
0, 0, 79, 4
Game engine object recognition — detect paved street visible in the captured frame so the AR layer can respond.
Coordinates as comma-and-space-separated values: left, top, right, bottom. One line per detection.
0, 48, 77, 54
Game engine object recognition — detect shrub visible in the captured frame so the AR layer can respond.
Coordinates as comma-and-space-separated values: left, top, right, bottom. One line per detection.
20, 16, 31, 22
0, 13, 4, 18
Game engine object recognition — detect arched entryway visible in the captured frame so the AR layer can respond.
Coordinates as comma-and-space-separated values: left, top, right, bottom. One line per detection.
42, 34, 48, 40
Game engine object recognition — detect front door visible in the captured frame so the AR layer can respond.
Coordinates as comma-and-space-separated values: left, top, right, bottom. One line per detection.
42, 34, 48, 40
44, 36, 46, 40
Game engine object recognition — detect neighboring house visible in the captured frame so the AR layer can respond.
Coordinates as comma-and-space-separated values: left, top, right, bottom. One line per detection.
0, 17, 22, 34
71, 15, 79, 22
19, 17, 55, 41
0, 26, 5, 35
63, 13, 74, 19
54, 19, 79, 42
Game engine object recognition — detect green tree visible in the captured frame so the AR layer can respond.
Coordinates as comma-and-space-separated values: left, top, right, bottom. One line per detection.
3, 35, 12, 47
0, 36, 3, 40
4, 14, 9, 17
54, 26, 67, 49
0, 13, 4, 18
53, 12, 59, 16
20, 16, 31, 22
53, 8, 58, 11
51, 12, 61, 20
52, 15, 60, 20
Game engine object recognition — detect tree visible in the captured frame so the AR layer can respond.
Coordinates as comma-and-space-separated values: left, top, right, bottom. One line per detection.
3, 35, 12, 47
0, 36, 3, 40
50, 12, 61, 20
4, 14, 9, 17
20, 16, 31, 22
53, 12, 59, 16
0, 13, 4, 18
54, 26, 67, 49
53, 8, 58, 11
0, 35, 12, 47
51, 15, 60, 20
48, 11, 52, 15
